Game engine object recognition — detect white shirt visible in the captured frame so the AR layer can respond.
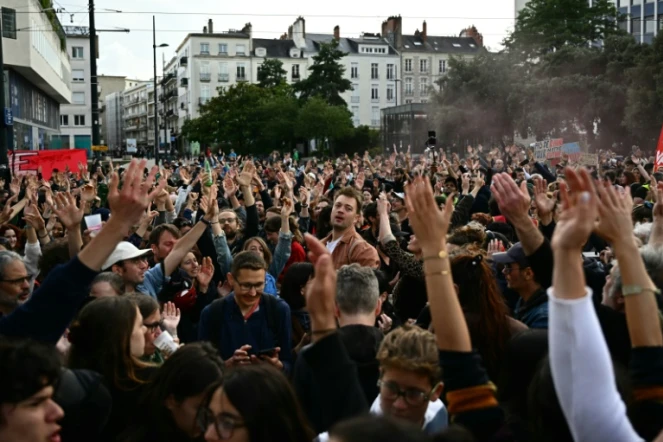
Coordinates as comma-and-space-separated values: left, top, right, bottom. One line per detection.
326, 237, 342, 254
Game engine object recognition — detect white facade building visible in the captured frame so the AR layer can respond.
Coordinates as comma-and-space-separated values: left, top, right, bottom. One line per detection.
122, 82, 153, 153
59, 27, 92, 150
1, 0, 71, 149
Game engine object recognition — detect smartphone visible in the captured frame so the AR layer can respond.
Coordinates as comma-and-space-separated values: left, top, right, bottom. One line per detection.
255, 348, 278, 358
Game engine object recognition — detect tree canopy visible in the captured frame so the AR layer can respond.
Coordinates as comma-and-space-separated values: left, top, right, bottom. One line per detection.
294, 40, 353, 106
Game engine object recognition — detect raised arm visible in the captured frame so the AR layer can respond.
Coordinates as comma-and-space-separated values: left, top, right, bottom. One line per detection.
549, 167, 641, 442
50, 192, 85, 258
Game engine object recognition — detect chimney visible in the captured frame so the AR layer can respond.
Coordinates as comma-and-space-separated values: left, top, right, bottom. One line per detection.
241, 22, 252, 38
208, 19, 213, 34
288, 25, 293, 39
381, 15, 403, 49
203, 26, 207, 34
422, 20, 427, 42
462, 25, 484, 47
333, 25, 340, 40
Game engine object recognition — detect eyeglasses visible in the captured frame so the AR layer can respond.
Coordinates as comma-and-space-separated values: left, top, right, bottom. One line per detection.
0, 275, 33, 285
218, 217, 237, 224
377, 380, 434, 407
236, 281, 264, 292
197, 408, 246, 440
502, 265, 527, 275
143, 320, 163, 333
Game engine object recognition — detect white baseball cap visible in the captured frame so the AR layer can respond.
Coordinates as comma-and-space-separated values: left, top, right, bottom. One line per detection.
102, 242, 152, 271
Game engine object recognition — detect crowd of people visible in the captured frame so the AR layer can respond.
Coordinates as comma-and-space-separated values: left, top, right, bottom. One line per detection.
1, 142, 662, 442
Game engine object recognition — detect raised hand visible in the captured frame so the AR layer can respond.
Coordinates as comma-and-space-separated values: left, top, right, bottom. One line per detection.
222, 176, 238, 199
281, 197, 294, 217
377, 192, 390, 215
377, 314, 393, 333
550, 167, 597, 251
354, 171, 365, 190
405, 176, 454, 253
80, 183, 96, 202
51, 192, 85, 229
196, 256, 215, 290
236, 161, 255, 188
534, 178, 556, 218
304, 233, 338, 341
491, 173, 531, 224
161, 302, 181, 337
108, 159, 164, 228
594, 181, 634, 246
486, 238, 505, 260
23, 201, 46, 230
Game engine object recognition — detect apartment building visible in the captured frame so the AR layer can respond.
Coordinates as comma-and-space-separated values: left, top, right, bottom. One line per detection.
289, 18, 400, 128
381, 16, 484, 104
122, 82, 153, 152
1, 0, 71, 150
615, 0, 662, 44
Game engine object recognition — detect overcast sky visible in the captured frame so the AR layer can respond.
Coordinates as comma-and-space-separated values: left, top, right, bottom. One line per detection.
55, 0, 516, 80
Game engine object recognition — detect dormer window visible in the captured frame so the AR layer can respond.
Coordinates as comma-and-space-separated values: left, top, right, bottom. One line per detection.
290, 49, 299, 58
255, 47, 266, 57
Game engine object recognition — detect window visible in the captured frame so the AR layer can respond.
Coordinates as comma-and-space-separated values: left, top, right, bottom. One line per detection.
218, 62, 229, 81
420, 59, 428, 73
1, 8, 16, 39
387, 85, 394, 102
351, 63, 359, 79
72, 92, 85, 104
405, 99, 413, 104
645, 16, 656, 33
60, 115, 69, 126
72, 69, 84, 82
237, 63, 246, 80
371, 106, 379, 127
352, 106, 360, 125
200, 43, 210, 55
236, 44, 246, 56
200, 62, 211, 81
439, 60, 446, 74
420, 77, 429, 94
292, 64, 300, 79
452, 43, 461, 48
74, 115, 86, 126
352, 83, 360, 103
405, 78, 413, 95
371, 85, 379, 102
386, 64, 395, 80
405, 59, 412, 72
218, 43, 228, 55
371, 63, 379, 79
632, 17, 642, 34
72, 47, 84, 59
200, 85, 210, 104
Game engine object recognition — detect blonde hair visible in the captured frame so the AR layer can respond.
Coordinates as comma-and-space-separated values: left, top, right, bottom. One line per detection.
377, 324, 441, 384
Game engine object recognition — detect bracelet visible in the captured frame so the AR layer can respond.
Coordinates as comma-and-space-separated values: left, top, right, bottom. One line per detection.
38, 232, 50, 239
422, 250, 449, 261
425, 270, 450, 277
200, 218, 213, 226
622, 286, 662, 297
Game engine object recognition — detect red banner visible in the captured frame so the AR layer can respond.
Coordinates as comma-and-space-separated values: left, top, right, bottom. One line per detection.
9, 149, 88, 181
657, 124, 663, 172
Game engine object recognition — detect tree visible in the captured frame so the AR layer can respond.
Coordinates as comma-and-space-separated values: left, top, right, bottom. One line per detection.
295, 40, 352, 106
296, 97, 353, 154
258, 58, 287, 89
255, 93, 300, 153
506, 0, 624, 57
181, 82, 265, 152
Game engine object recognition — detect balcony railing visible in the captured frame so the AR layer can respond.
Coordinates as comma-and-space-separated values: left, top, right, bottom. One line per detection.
181, 78, 189, 87
404, 89, 413, 96
371, 119, 380, 127
236, 74, 247, 82
351, 96, 360, 103
200, 50, 210, 55
199, 97, 210, 106
218, 73, 229, 82
200, 72, 211, 82
180, 56, 188, 66
371, 97, 380, 103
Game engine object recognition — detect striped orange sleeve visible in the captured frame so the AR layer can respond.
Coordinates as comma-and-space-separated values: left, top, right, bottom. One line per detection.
446, 382, 498, 415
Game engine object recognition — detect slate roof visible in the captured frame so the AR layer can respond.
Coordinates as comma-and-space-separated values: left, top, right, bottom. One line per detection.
304, 34, 398, 55
400, 35, 482, 54
252, 38, 298, 57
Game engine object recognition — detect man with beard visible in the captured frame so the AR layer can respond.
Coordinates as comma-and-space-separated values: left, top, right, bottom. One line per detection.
322, 187, 379, 269
0, 251, 32, 314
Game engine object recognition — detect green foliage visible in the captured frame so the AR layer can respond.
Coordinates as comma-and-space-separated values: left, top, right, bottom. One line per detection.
335, 125, 381, 156
258, 59, 288, 89
296, 98, 354, 154
432, 0, 660, 150
294, 40, 353, 106
506, 0, 623, 57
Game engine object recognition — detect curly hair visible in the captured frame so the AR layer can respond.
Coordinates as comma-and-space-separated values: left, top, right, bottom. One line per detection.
448, 224, 487, 248
376, 324, 441, 385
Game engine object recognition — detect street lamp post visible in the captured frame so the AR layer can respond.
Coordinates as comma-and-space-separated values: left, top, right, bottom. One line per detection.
152, 15, 168, 164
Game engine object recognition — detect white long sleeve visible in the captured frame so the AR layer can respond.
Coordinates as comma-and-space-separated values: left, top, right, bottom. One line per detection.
548, 287, 642, 442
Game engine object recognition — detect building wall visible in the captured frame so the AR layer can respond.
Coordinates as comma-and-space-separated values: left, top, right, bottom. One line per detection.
122, 83, 153, 150
98, 76, 128, 145
104, 92, 123, 151
401, 52, 474, 104
343, 51, 400, 128
59, 35, 92, 151
616, 0, 659, 44
1, 0, 71, 150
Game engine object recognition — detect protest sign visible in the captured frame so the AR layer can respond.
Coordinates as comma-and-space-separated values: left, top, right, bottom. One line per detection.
578, 153, 599, 167
531, 138, 563, 161
657, 123, 663, 171
9, 149, 88, 180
